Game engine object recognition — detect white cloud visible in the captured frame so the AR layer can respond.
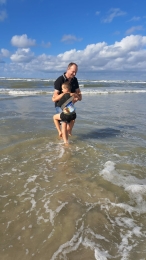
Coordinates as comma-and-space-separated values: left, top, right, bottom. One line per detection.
11, 34, 36, 48
126, 26, 143, 35
10, 48, 35, 62
102, 8, 126, 23
1, 48, 10, 57
0, 10, 7, 21
0, 0, 6, 4
61, 34, 82, 44
41, 41, 51, 48
95, 11, 100, 16
128, 16, 141, 22
2, 35, 146, 77
41, 35, 146, 72
113, 31, 120, 35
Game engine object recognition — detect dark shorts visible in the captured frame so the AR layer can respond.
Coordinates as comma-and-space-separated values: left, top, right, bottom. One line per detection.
60, 112, 76, 123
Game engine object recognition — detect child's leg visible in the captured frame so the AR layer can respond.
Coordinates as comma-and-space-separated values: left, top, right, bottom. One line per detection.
67, 120, 75, 136
62, 122, 68, 144
53, 114, 62, 137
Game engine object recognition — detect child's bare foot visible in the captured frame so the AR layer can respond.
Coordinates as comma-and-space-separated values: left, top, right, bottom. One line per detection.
58, 131, 62, 138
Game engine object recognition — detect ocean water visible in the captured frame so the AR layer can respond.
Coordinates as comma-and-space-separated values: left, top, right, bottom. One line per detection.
0, 78, 146, 260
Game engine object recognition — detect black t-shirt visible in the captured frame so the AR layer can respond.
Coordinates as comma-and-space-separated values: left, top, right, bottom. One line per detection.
54, 73, 79, 107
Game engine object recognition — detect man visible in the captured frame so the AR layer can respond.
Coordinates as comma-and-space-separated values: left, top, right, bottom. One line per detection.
52, 62, 82, 135
53, 82, 78, 144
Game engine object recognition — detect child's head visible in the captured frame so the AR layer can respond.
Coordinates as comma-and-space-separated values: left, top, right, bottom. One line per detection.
62, 82, 71, 93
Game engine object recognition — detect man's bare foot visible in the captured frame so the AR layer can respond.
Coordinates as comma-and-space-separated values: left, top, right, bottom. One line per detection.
64, 142, 69, 146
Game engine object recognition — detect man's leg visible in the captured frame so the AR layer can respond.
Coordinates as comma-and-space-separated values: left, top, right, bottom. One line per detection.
67, 120, 75, 136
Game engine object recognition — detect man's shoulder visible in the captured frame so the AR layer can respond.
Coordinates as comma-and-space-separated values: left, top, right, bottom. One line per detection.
54, 75, 64, 84
54, 75, 65, 92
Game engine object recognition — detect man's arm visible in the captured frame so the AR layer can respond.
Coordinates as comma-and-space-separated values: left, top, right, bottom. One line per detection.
70, 91, 82, 103
75, 88, 82, 101
52, 75, 63, 102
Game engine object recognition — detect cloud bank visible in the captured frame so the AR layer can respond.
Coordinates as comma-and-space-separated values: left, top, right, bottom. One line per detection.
1, 34, 146, 79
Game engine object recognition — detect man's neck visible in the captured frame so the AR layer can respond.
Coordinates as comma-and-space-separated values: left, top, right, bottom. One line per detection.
64, 73, 72, 81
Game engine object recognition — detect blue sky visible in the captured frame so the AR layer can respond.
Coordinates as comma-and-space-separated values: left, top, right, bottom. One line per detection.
1, 0, 146, 80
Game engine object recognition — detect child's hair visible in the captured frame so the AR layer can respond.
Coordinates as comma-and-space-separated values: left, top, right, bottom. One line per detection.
62, 82, 71, 92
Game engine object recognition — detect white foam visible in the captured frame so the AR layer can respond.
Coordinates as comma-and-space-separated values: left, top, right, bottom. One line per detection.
6, 220, 13, 229
30, 187, 37, 193
37, 216, 50, 224
0, 88, 53, 96
43, 200, 68, 225
1, 77, 146, 84
57, 145, 65, 158
0, 195, 8, 198
115, 217, 135, 228
30, 199, 36, 211
86, 228, 109, 242
48, 229, 55, 239
1, 88, 146, 96
125, 184, 146, 194
12, 168, 17, 172
94, 248, 109, 260
17, 188, 29, 197
2, 173, 11, 176
99, 161, 116, 182
51, 224, 84, 260
55, 202, 68, 213
24, 175, 37, 188
25, 249, 29, 255
99, 161, 146, 212
125, 184, 146, 206
28, 224, 32, 228
82, 89, 146, 95
44, 200, 54, 225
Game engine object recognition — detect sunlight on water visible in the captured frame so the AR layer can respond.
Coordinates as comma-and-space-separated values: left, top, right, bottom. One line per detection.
0, 83, 146, 259
1, 136, 146, 259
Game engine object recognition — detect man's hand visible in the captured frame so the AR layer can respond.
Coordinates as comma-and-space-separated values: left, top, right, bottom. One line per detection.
71, 93, 81, 103
75, 89, 82, 101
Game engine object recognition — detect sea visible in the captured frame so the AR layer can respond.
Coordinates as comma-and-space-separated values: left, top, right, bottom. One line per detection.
0, 77, 146, 260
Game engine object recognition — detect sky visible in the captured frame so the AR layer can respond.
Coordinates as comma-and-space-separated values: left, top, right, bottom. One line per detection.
1, 0, 146, 80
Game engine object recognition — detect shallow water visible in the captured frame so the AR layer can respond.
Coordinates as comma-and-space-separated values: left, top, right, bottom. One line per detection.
0, 83, 146, 259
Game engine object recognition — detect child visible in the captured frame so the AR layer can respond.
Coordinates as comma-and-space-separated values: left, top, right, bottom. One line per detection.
52, 82, 79, 144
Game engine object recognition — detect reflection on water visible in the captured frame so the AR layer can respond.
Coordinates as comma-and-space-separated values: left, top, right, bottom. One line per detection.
1, 138, 146, 260
0, 94, 146, 259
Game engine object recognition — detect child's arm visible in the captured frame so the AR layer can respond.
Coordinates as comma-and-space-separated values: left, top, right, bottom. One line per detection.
52, 92, 65, 102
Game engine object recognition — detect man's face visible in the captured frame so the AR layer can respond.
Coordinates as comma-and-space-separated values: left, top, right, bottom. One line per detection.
67, 65, 78, 79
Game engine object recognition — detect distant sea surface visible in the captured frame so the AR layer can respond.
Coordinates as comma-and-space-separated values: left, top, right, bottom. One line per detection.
0, 78, 146, 260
